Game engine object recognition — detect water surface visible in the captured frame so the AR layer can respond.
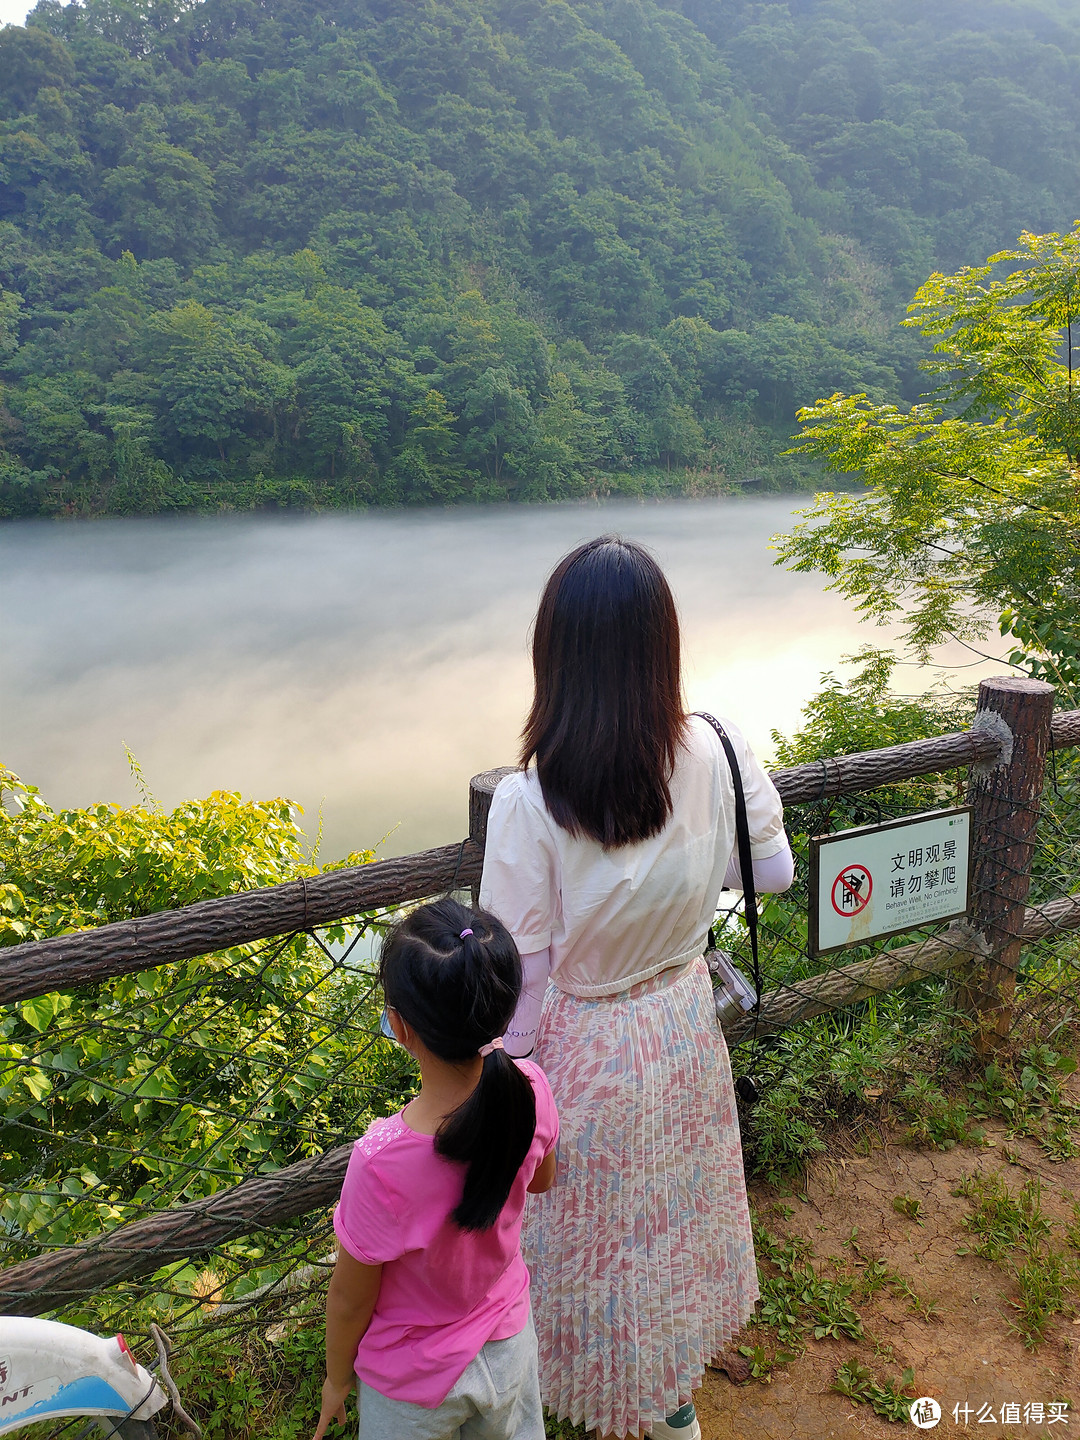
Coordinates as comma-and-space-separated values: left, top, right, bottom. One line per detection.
0, 498, 1004, 860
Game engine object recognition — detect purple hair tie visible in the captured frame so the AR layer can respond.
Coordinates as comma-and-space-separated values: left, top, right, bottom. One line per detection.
460, 928, 474, 939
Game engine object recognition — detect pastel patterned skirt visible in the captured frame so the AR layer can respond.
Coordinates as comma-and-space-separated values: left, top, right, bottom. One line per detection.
523, 957, 758, 1438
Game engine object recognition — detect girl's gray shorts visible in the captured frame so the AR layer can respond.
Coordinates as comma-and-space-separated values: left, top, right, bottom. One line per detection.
356, 1313, 544, 1440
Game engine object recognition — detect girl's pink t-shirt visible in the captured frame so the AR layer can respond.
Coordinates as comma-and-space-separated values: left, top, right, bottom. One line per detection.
333, 1059, 558, 1408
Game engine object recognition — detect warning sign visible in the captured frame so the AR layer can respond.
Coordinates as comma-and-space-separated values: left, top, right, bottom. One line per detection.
831, 864, 872, 917
809, 807, 971, 956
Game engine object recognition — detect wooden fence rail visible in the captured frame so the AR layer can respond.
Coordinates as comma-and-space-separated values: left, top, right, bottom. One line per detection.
0, 841, 484, 1006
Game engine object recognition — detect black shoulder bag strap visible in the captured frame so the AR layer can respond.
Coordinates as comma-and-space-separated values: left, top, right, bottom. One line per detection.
694, 711, 761, 1014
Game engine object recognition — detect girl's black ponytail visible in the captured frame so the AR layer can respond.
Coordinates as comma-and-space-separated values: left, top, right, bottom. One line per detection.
379, 898, 538, 1232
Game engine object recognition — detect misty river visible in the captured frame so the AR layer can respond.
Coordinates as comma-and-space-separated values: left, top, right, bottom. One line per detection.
0, 496, 1005, 862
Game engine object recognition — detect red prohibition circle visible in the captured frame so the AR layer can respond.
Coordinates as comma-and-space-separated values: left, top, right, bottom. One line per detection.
831, 864, 873, 916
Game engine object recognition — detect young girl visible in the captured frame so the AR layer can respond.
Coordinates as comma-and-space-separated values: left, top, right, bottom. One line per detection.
311, 897, 558, 1440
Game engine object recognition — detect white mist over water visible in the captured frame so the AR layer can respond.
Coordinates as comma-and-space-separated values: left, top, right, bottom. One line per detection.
0, 498, 1007, 861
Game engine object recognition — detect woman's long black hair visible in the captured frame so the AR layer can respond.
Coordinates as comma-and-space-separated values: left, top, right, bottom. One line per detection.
379, 897, 537, 1232
521, 534, 687, 848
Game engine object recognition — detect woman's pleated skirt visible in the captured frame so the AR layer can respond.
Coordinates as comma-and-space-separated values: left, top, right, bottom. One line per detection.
523, 956, 758, 1438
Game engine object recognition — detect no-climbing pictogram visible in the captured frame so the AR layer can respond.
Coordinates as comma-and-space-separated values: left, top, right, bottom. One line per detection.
831, 863, 872, 917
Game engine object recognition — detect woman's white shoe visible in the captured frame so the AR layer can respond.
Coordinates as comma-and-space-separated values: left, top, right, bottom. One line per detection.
647, 1403, 701, 1440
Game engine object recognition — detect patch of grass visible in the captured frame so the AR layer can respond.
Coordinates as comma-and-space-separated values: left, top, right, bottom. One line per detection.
852, 1257, 892, 1300
731, 918, 1080, 1187
736, 1343, 786, 1380
752, 1220, 948, 1383
734, 989, 945, 1184
967, 1046, 1080, 1157
751, 1223, 863, 1360
832, 1358, 917, 1423
1010, 1247, 1073, 1350
954, 1172, 1050, 1262
897, 1074, 983, 1151
168, 1319, 329, 1440
953, 1170, 1080, 1349
850, 1253, 940, 1320
808, 1280, 865, 1341
892, 1193, 923, 1224
1065, 1201, 1080, 1252
1043, 1118, 1080, 1162
889, 1271, 942, 1323
742, 1077, 828, 1185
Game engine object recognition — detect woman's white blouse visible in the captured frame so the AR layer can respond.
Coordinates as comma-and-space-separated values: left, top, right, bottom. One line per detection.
479, 714, 787, 999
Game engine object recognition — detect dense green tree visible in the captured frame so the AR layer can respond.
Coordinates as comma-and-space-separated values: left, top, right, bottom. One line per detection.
777, 226, 1080, 685
101, 136, 217, 261
0, 24, 74, 118
399, 387, 465, 497
143, 301, 288, 461
0, 287, 21, 361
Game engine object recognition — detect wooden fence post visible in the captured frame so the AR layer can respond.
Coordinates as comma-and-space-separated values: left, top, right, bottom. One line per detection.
468, 767, 516, 903
957, 676, 1056, 1052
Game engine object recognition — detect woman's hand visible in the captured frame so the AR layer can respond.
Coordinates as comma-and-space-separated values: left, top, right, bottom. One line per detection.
311, 1376, 350, 1440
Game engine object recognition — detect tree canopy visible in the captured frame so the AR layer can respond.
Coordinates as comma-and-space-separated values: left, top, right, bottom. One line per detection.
777, 225, 1080, 687
1, 0, 1079, 513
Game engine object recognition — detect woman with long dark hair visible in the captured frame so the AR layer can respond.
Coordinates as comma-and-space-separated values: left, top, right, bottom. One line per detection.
480, 536, 793, 1440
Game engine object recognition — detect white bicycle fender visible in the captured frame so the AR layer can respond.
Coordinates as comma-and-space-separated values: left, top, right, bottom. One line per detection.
0, 1318, 167, 1434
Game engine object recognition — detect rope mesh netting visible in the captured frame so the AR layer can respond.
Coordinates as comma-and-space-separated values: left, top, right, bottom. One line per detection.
1, 912, 414, 1333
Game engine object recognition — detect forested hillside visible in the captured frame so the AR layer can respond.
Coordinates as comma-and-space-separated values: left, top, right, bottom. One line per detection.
1, 0, 1078, 513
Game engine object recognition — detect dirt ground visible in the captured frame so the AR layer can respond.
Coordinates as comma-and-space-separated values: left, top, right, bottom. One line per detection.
694, 1121, 1080, 1439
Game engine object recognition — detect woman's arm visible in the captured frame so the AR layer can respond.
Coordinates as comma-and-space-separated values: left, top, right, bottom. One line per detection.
502, 947, 551, 1058
480, 780, 558, 1055
702, 714, 793, 893
723, 834, 795, 894
312, 1248, 383, 1440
